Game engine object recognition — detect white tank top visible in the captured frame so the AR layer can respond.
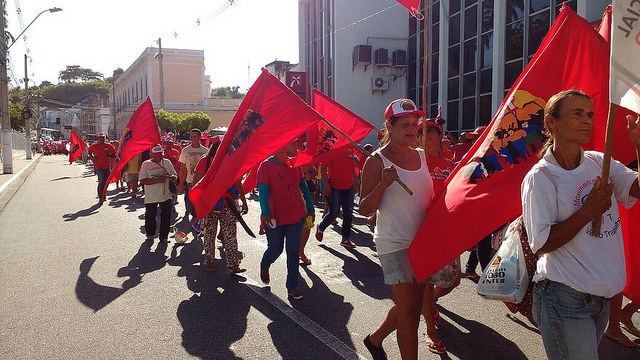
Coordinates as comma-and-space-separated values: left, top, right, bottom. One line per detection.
374, 148, 434, 255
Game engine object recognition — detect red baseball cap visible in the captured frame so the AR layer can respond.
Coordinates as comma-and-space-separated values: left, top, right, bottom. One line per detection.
419, 119, 443, 135
384, 99, 426, 120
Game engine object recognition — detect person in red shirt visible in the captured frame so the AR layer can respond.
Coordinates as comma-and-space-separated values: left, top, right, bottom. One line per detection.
315, 147, 358, 248
88, 132, 116, 203
258, 141, 315, 300
451, 132, 474, 163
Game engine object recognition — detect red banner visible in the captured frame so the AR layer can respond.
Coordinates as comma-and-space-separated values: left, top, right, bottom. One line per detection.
69, 131, 87, 164
103, 98, 160, 195
294, 89, 374, 167
409, 6, 636, 282
189, 69, 323, 218
396, 0, 421, 17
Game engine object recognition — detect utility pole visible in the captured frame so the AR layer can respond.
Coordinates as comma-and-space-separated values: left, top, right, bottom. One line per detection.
23, 54, 31, 159
111, 82, 117, 138
157, 38, 165, 110
0, 1, 13, 173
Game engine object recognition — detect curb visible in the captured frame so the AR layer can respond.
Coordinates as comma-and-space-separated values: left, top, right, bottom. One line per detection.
0, 155, 42, 213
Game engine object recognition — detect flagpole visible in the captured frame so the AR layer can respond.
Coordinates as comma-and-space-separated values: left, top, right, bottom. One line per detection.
592, 103, 617, 237
421, 3, 429, 150
319, 117, 413, 195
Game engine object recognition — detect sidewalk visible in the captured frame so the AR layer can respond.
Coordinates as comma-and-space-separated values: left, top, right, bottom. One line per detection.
0, 151, 41, 212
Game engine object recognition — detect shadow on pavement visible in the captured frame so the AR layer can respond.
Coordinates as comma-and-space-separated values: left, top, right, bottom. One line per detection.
75, 242, 170, 312
63, 202, 103, 222
75, 257, 127, 312
437, 306, 528, 359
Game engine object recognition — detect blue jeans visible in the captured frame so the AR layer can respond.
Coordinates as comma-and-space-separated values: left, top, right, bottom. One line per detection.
95, 168, 110, 199
261, 218, 304, 291
533, 279, 610, 360
184, 183, 195, 217
318, 186, 354, 239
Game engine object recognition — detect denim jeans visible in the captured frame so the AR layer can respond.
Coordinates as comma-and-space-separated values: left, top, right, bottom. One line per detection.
95, 168, 110, 199
184, 183, 195, 217
318, 186, 354, 239
145, 199, 172, 240
261, 218, 304, 291
533, 279, 610, 360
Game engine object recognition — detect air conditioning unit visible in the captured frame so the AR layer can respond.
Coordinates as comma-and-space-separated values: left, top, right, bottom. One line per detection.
372, 75, 390, 91
374, 48, 389, 65
352, 45, 372, 66
392, 50, 407, 67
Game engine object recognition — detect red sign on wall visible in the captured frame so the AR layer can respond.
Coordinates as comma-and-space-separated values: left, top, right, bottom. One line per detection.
285, 71, 308, 102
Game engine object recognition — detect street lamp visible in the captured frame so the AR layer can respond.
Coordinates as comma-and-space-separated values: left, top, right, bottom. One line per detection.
0, 6, 62, 173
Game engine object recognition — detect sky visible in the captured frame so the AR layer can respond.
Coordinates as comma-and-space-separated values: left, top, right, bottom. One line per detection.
5, 0, 299, 90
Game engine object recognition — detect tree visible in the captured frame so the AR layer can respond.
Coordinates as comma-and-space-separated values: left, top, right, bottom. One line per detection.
156, 110, 211, 134
184, 112, 211, 132
105, 68, 124, 84
58, 65, 104, 83
39, 80, 53, 88
9, 101, 23, 131
211, 86, 245, 99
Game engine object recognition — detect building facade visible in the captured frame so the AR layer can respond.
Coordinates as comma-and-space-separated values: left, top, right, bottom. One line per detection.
299, 0, 411, 144
409, 0, 609, 137
110, 47, 238, 138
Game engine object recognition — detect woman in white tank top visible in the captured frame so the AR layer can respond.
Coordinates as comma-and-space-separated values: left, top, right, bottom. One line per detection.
359, 99, 434, 360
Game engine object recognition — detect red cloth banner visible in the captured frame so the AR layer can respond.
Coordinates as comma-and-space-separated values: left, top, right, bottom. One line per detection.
103, 98, 160, 195
189, 69, 323, 219
396, 0, 421, 17
242, 166, 258, 194
409, 6, 637, 283
69, 131, 87, 164
294, 89, 374, 167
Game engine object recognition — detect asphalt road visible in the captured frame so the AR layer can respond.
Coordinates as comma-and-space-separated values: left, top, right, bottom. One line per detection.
1, 155, 638, 359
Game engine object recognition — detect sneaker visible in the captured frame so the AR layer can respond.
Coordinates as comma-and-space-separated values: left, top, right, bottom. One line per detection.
340, 239, 356, 248
315, 228, 324, 242
288, 289, 303, 300
145, 235, 154, 242
363, 334, 387, 360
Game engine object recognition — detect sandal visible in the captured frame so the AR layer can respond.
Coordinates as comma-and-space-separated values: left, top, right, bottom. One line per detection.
299, 255, 312, 265
425, 335, 446, 354
229, 267, 247, 274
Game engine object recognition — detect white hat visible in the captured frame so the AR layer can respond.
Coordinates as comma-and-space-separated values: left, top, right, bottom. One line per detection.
151, 144, 163, 154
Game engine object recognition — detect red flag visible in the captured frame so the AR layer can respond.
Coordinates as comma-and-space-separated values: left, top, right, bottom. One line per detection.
294, 89, 374, 167
68, 131, 87, 164
396, 0, 421, 18
189, 69, 323, 218
409, 6, 626, 282
103, 98, 161, 195
242, 166, 258, 194
201, 132, 210, 147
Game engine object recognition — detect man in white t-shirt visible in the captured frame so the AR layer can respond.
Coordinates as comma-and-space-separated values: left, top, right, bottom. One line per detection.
139, 145, 177, 243
178, 129, 208, 221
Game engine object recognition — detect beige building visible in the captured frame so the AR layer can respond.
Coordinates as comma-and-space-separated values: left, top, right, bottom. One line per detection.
110, 47, 240, 138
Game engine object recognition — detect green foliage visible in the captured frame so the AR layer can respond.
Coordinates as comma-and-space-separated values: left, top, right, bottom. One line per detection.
9, 101, 24, 131
156, 110, 211, 134
105, 68, 124, 84
211, 86, 245, 99
58, 65, 104, 83
40, 81, 109, 105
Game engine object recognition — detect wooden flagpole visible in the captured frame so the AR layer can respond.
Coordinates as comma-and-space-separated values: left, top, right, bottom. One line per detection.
592, 103, 617, 236
320, 117, 413, 195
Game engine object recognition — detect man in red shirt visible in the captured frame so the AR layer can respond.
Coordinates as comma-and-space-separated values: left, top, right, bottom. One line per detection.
87, 132, 116, 203
315, 147, 358, 248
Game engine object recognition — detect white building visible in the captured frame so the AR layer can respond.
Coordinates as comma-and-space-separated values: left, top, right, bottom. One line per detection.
299, 0, 411, 144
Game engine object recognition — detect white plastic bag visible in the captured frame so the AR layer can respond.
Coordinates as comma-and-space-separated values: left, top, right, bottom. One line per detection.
477, 222, 529, 303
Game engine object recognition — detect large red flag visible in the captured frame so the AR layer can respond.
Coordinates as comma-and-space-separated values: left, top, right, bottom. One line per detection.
189, 69, 324, 219
68, 130, 87, 164
294, 89, 374, 167
409, 6, 629, 282
103, 98, 160, 196
396, 0, 421, 17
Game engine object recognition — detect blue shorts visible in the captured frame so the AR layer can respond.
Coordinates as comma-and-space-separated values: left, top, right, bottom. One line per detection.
379, 249, 416, 285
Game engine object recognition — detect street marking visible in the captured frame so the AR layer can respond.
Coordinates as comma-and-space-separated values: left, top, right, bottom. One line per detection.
0, 156, 39, 194
242, 273, 369, 360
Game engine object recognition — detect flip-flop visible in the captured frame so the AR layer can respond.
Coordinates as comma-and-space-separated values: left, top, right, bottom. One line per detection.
229, 267, 247, 274
622, 324, 640, 338
425, 335, 446, 354
299, 256, 312, 266
605, 333, 640, 348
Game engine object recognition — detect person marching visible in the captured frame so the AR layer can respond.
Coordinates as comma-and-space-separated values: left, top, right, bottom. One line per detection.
139, 145, 177, 243
522, 90, 640, 360
193, 138, 248, 273
258, 141, 315, 300
87, 132, 116, 203
359, 99, 434, 360
178, 129, 208, 222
